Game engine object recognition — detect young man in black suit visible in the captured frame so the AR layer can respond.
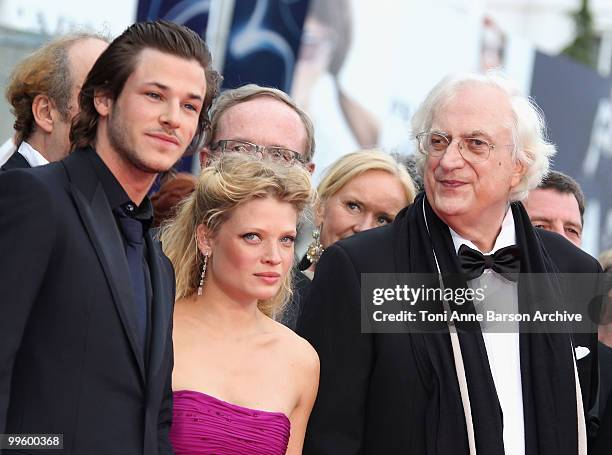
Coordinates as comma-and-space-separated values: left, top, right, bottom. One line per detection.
0, 20, 220, 454
298, 72, 603, 455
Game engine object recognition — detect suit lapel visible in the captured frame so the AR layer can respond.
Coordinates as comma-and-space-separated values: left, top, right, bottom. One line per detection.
1, 151, 30, 171
71, 184, 147, 381
64, 149, 146, 382
145, 234, 174, 380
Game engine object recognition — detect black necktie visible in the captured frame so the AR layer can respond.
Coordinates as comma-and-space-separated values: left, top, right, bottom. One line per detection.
458, 244, 520, 281
115, 209, 147, 355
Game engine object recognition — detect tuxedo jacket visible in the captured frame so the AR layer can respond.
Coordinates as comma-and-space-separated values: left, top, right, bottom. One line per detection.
0, 148, 175, 454
297, 211, 601, 455
0, 151, 30, 171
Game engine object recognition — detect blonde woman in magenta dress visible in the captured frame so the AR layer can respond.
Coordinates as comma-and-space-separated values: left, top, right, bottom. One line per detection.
161, 152, 319, 454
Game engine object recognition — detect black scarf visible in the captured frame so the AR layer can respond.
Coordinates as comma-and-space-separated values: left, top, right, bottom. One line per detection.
392, 192, 580, 455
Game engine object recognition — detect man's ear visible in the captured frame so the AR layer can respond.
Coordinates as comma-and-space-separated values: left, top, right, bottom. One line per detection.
510, 155, 527, 189
195, 224, 213, 255
306, 161, 315, 174
31, 94, 54, 134
93, 89, 112, 117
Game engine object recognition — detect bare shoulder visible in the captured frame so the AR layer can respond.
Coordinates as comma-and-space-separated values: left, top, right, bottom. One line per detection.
266, 318, 320, 375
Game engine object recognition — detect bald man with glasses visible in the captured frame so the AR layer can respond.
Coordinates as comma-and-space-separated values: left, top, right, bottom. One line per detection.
202, 84, 316, 172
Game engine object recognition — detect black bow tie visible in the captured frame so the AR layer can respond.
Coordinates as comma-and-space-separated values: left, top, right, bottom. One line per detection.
458, 244, 520, 281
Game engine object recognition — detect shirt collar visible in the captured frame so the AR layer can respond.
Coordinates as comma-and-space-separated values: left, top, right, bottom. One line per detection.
120, 198, 154, 232
18, 141, 49, 167
86, 147, 153, 228
450, 208, 516, 255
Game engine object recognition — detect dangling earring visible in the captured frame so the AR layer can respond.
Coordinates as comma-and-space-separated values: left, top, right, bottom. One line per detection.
306, 227, 325, 265
197, 252, 208, 296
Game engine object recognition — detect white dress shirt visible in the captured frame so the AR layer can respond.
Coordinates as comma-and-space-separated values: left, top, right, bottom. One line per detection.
450, 209, 525, 455
17, 141, 49, 168
0, 138, 16, 166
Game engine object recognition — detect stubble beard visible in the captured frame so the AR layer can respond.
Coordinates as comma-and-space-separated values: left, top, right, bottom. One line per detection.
107, 105, 174, 175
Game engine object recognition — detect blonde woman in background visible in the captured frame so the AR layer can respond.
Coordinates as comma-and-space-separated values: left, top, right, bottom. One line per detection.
161, 153, 319, 455
300, 149, 417, 275
280, 150, 415, 329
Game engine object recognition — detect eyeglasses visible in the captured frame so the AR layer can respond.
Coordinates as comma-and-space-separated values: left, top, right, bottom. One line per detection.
416, 132, 501, 164
211, 139, 304, 166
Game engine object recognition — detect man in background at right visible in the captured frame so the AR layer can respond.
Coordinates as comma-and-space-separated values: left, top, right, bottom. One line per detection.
523, 170, 584, 248
524, 172, 612, 453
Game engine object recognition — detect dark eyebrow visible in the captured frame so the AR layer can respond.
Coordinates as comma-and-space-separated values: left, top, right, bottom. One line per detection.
145, 81, 168, 91
531, 216, 552, 224
144, 81, 203, 102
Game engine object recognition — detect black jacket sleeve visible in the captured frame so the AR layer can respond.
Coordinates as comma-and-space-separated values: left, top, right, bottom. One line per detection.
297, 244, 373, 455
157, 336, 175, 455
0, 170, 56, 432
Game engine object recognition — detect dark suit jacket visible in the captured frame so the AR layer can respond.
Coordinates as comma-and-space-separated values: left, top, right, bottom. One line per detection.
297, 213, 601, 454
0, 148, 175, 454
1, 151, 30, 171
280, 269, 311, 330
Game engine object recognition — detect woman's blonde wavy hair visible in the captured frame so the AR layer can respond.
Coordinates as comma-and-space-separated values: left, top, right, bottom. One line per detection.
317, 149, 416, 208
160, 152, 314, 317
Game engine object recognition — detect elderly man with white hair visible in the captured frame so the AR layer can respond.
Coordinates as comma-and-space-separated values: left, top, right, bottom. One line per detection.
297, 72, 603, 455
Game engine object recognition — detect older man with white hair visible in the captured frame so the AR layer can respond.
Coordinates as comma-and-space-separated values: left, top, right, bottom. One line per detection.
297, 72, 603, 455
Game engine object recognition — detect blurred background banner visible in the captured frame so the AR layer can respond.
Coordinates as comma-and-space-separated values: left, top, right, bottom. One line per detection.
136, 0, 310, 91
1, 0, 611, 252
220, 0, 309, 92
137, 0, 212, 35
531, 51, 612, 255
290, 1, 485, 182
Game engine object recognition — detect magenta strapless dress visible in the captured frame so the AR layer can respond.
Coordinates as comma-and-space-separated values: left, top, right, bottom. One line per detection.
169, 390, 290, 455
